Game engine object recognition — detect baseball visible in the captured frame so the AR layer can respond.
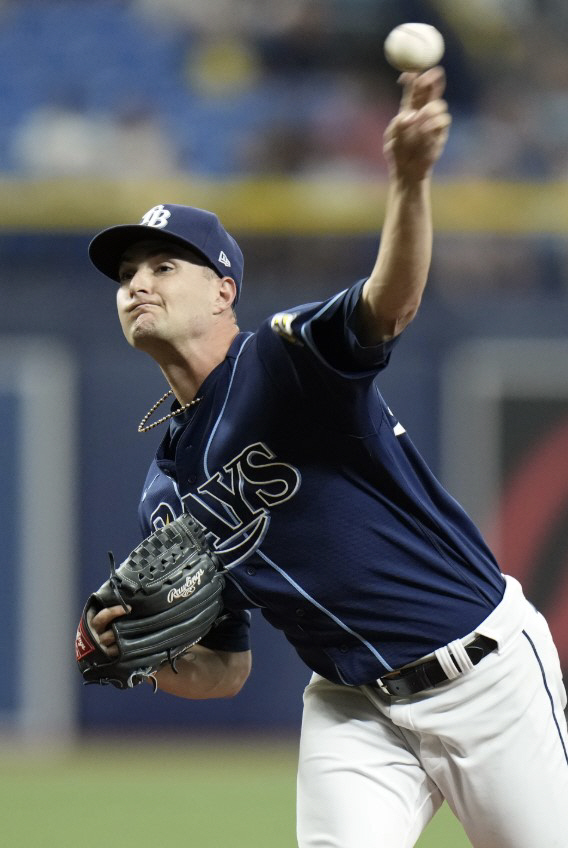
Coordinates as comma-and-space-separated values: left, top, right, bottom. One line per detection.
384, 23, 445, 72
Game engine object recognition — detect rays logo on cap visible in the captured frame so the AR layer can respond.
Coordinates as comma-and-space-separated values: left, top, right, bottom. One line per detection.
141, 205, 171, 229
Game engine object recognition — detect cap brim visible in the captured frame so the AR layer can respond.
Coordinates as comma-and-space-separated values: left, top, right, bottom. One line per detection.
88, 225, 210, 282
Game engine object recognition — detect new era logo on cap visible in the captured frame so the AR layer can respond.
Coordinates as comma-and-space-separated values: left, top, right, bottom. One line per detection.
88, 203, 244, 302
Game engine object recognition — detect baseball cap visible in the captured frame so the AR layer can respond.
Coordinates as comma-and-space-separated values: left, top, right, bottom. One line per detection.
88, 203, 244, 302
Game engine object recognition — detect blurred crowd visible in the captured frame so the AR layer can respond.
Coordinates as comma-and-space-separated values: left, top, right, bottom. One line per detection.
1, 0, 568, 180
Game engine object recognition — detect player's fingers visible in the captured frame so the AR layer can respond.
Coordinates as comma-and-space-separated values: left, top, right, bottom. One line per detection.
385, 102, 447, 149
399, 66, 446, 115
398, 72, 419, 112
402, 100, 451, 132
403, 112, 452, 149
383, 106, 450, 177
412, 66, 446, 109
90, 604, 131, 634
99, 636, 119, 657
418, 111, 452, 137
99, 630, 117, 648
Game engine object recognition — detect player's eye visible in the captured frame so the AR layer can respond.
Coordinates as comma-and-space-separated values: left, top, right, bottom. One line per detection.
156, 262, 174, 273
118, 269, 135, 284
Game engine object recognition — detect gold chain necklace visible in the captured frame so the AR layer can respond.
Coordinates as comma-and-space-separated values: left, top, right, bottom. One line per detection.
137, 390, 202, 433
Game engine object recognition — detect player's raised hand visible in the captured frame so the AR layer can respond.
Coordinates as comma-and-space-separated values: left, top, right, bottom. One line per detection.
383, 66, 451, 182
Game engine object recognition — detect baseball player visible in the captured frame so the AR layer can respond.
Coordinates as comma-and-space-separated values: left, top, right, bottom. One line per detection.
88, 68, 568, 847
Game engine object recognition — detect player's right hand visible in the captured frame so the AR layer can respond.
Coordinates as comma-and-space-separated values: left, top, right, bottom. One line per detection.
88, 605, 131, 657
383, 66, 451, 183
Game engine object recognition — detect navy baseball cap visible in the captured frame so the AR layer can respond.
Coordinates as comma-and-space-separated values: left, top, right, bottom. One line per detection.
88, 203, 244, 302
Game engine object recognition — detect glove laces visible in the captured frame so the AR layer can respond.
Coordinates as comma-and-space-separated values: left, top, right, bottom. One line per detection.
107, 551, 130, 612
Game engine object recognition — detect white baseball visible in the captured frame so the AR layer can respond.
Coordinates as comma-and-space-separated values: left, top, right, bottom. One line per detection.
384, 23, 445, 72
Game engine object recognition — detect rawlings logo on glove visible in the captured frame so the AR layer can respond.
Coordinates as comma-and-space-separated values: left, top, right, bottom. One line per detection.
167, 568, 205, 602
76, 513, 225, 690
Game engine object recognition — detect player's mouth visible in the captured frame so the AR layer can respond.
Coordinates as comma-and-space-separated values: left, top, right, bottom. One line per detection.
128, 301, 160, 314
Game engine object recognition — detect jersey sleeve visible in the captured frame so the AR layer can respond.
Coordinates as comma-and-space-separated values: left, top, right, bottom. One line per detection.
269, 278, 400, 377
198, 609, 252, 652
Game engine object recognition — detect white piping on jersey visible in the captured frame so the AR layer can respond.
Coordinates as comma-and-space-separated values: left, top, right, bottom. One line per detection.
256, 549, 394, 672
298, 289, 347, 364
142, 471, 184, 510
203, 332, 254, 479
225, 572, 265, 608
171, 476, 183, 506
141, 472, 160, 502
334, 665, 355, 686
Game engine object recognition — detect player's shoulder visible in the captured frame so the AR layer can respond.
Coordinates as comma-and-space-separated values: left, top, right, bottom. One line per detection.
268, 306, 310, 346
264, 286, 355, 348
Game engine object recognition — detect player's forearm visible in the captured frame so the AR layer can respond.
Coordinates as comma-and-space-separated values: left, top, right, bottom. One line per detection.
154, 646, 252, 699
359, 175, 432, 343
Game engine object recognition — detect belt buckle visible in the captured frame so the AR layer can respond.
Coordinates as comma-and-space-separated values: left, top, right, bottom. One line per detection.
375, 677, 392, 696
374, 635, 497, 699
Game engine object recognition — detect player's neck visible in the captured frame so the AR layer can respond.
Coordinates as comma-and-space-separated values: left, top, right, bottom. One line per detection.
157, 325, 239, 404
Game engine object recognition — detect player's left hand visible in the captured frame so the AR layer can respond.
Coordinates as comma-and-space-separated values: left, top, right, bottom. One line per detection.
75, 511, 226, 690
89, 604, 131, 657
383, 66, 451, 182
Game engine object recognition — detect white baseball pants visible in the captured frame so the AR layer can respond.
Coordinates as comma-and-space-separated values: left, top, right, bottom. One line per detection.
297, 577, 568, 848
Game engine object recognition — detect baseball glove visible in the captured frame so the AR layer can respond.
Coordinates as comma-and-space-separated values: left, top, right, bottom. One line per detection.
75, 512, 225, 690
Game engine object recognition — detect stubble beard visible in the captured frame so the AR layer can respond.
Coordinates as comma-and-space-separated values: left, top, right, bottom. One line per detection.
128, 313, 166, 352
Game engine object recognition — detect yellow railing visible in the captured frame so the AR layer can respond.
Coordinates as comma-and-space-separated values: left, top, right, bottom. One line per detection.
0, 177, 567, 234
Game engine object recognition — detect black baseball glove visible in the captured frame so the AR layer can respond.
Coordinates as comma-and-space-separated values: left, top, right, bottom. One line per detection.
75, 512, 225, 690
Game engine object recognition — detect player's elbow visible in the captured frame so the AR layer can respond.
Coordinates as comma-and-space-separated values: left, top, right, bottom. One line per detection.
357, 281, 422, 343
222, 649, 252, 697
381, 303, 421, 339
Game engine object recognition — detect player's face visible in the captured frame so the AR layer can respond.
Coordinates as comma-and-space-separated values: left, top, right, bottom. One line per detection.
116, 241, 222, 351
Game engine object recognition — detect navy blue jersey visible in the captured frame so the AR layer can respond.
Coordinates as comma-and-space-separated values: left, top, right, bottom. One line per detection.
138, 280, 505, 686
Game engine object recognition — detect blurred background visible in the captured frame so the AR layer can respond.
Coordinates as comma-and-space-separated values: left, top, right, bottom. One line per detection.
1, 1, 567, 845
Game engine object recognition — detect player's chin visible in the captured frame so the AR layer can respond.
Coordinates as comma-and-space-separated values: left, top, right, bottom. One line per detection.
128, 320, 162, 350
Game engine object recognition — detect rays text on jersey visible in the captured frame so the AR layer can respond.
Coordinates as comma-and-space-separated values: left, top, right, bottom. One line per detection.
183, 442, 302, 567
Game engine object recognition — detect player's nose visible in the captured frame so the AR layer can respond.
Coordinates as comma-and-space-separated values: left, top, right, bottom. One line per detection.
128, 265, 153, 294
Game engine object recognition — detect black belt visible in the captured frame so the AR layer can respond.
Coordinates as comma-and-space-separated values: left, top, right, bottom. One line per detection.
375, 634, 498, 697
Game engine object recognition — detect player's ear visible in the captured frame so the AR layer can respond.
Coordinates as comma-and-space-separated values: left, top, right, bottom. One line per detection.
216, 277, 238, 312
